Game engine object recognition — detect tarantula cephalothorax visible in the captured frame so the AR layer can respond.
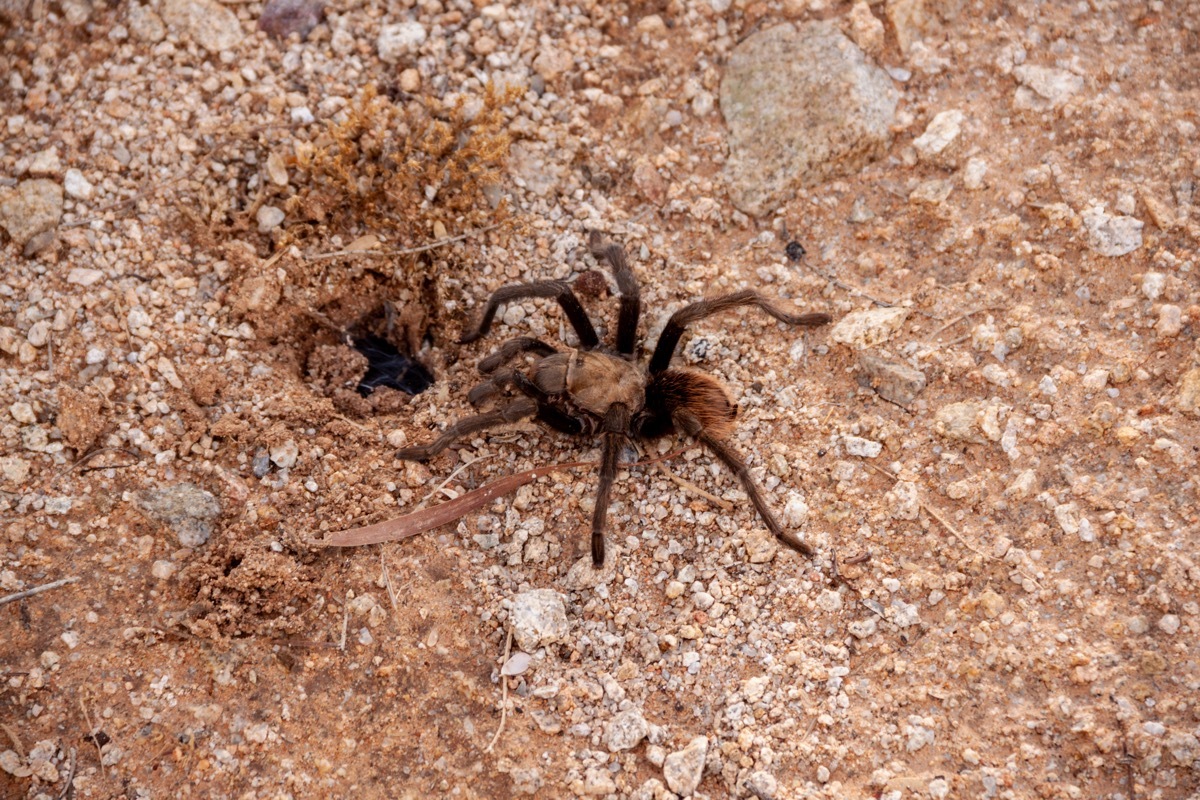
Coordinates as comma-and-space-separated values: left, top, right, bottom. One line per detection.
398, 233, 831, 566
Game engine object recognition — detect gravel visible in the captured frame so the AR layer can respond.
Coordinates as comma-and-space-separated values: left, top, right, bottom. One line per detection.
1, 0, 1197, 797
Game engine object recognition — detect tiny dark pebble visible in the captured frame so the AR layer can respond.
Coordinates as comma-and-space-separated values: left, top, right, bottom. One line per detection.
252, 451, 272, 477
785, 241, 806, 262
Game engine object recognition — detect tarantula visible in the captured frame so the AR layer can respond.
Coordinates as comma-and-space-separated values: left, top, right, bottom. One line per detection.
398, 233, 831, 566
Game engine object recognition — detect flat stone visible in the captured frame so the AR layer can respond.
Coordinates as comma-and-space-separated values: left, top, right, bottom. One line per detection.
933, 400, 986, 444
858, 353, 926, 406
0, 179, 63, 248
258, 0, 323, 40
1175, 367, 1200, 414
127, 3, 165, 42
28, 148, 62, 176
161, 0, 244, 53
744, 529, 778, 564
509, 589, 570, 651
829, 307, 909, 349
1082, 205, 1143, 257
1013, 65, 1083, 111
844, 435, 883, 458
721, 22, 897, 215
663, 735, 708, 796
133, 483, 222, 548
605, 707, 650, 752
913, 110, 963, 164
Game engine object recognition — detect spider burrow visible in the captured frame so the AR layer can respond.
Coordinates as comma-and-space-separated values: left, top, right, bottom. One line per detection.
397, 232, 832, 566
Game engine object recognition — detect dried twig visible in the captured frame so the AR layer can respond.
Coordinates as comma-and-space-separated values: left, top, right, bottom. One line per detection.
863, 462, 1042, 588
0, 576, 80, 607
316, 449, 688, 548
484, 628, 513, 754
416, 454, 495, 511
49, 448, 140, 486
657, 462, 733, 510
339, 592, 350, 652
380, 548, 399, 613
79, 698, 105, 777
921, 305, 1008, 343
796, 262, 893, 307
307, 223, 502, 262
918, 501, 993, 562
2, 723, 24, 756
55, 747, 77, 800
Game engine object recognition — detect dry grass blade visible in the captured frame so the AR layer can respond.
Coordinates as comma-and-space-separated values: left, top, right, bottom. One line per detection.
484, 628, 513, 754
316, 462, 580, 547
307, 223, 502, 262
0, 576, 80, 607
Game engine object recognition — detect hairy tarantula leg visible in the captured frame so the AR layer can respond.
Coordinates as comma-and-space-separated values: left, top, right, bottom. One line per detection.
467, 371, 586, 436
649, 290, 831, 374
590, 403, 632, 567
534, 403, 587, 436
477, 337, 558, 374
467, 369, 516, 407
460, 281, 600, 350
396, 398, 538, 463
468, 368, 558, 407
673, 409, 815, 558
588, 232, 641, 357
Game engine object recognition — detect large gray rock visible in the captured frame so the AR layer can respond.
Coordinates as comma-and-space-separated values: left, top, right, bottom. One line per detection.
721, 22, 898, 215
161, 0, 244, 53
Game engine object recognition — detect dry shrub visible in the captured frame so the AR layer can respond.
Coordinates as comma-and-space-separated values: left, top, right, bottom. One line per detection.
290, 82, 520, 245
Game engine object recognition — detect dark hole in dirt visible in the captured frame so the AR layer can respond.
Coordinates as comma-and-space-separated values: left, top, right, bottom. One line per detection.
351, 333, 434, 397
304, 296, 438, 416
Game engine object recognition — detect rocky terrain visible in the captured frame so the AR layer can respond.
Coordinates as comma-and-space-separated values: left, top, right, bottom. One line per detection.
1, 0, 1198, 798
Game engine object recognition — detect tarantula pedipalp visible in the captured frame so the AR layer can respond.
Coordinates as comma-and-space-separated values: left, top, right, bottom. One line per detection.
398, 233, 831, 566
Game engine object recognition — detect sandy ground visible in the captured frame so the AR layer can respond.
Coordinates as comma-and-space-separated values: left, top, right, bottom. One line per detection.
2, 0, 1199, 798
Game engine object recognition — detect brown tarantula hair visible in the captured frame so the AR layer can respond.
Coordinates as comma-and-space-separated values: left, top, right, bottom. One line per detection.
399, 233, 831, 566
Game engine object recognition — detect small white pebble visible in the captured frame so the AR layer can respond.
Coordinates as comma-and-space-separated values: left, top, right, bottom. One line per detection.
64, 168, 94, 199
844, 435, 882, 458
256, 205, 285, 232
1141, 271, 1165, 300
9, 402, 35, 424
